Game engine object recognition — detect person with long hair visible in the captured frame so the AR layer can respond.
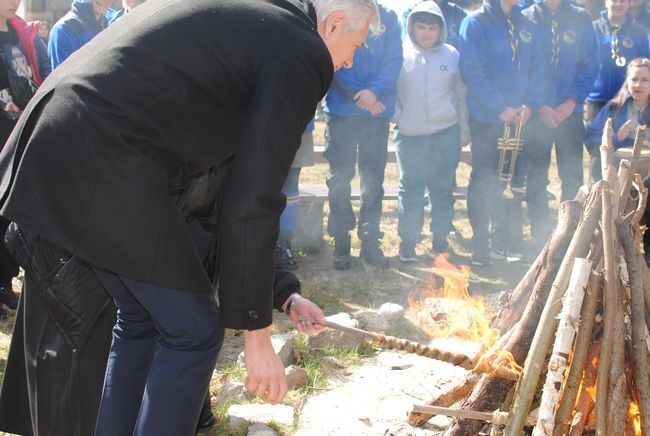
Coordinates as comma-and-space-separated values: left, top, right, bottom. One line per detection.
585, 57, 650, 171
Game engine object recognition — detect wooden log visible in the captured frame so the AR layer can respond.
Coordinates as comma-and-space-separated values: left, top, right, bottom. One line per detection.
411, 404, 537, 427
493, 201, 583, 334
596, 180, 618, 435
619, 125, 646, 215
504, 183, 604, 436
553, 273, 603, 436
407, 373, 480, 426
533, 258, 592, 435
618, 219, 650, 435
606, 280, 629, 435
445, 202, 585, 436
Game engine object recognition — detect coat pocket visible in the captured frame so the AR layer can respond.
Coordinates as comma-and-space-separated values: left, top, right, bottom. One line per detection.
5, 223, 112, 352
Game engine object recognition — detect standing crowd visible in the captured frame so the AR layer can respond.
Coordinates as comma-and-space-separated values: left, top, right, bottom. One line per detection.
279, 0, 650, 272
0, 0, 645, 435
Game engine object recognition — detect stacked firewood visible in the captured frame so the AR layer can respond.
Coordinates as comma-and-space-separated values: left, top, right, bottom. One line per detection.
408, 122, 650, 435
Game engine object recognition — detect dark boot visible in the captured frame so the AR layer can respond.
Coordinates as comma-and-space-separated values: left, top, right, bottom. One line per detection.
361, 238, 389, 269
0, 284, 18, 310
276, 231, 298, 270
333, 233, 351, 270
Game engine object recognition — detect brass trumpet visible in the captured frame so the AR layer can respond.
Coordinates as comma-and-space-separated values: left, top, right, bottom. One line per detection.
497, 110, 525, 199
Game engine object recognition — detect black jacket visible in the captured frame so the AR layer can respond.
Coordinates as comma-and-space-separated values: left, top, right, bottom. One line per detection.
0, 0, 332, 330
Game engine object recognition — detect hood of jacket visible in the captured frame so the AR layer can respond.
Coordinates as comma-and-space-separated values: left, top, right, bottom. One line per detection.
406, 0, 448, 50
71, 1, 119, 29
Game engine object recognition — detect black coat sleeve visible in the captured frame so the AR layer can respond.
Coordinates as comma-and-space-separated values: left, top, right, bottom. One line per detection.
216, 52, 331, 330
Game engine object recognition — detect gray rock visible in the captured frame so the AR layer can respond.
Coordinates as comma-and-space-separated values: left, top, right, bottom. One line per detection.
355, 311, 388, 333
271, 333, 296, 367
285, 365, 308, 390
228, 404, 294, 429
246, 422, 278, 436
215, 381, 251, 404
237, 333, 296, 368
378, 302, 405, 322
305, 312, 365, 350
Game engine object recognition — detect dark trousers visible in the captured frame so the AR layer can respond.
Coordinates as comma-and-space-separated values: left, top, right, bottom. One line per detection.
395, 124, 460, 248
467, 119, 519, 254
324, 115, 389, 240
585, 100, 607, 181
93, 271, 223, 436
0, 216, 18, 286
521, 113, 585, 238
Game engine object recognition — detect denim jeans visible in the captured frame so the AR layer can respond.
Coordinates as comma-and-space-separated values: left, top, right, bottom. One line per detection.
395, 124, 460, 248
324, 115, 389, 239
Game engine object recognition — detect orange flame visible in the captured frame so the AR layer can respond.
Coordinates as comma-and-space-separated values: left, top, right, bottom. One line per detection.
407, 253, 500, 349
628, 402, 641, 435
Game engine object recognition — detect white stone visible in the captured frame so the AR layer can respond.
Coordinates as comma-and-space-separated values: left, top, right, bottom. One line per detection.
228, 404, 294, 429
246, 422, 278, 436
215, 381, 250, 404
378, 302, 405, 322
271, 333, 296, 367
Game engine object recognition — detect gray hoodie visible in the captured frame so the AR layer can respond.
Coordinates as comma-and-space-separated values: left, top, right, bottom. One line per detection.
393, 1, 469, 140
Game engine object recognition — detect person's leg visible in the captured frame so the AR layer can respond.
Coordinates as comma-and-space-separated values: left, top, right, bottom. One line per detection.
324, 115, 359, 269
555, 112, 586, 202
427, 124, 461, 254
467, 120, 503, 264
95, 271, 223, 436
278, 167, 302, 269
357, 117, 390, 268
395, 132, 428, 261
522, 117, 554, 241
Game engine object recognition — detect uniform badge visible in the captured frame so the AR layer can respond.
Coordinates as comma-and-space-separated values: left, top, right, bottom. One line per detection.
622, 37, 634, 48
519, 29, 532, 43
563, 31, 576, 44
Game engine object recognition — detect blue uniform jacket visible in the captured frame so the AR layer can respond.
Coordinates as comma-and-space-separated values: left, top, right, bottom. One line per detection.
588, 11, 650, 103
48, 1, 119, 69
458, 0, 544, 124
323, 4, 403, 119
523, 0, 597, 112
401, 0, 467, 48
585, 96, 644, 152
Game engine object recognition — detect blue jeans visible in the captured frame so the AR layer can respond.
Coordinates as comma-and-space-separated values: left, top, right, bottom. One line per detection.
280, 167, 301, 233
324, 115, 389, 240
93, 271, 223, 436
395, 124, 460, 248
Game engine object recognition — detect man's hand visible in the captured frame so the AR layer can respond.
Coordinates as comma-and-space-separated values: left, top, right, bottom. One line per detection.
243, 327, 287, 404
499, 107, 519, 123
554, 99, 576, 123
354, 89, 378, 111
286, 295, 326, 336
539, 105, 560, 128
617, 119, 632, 142
366, 101, 386, 116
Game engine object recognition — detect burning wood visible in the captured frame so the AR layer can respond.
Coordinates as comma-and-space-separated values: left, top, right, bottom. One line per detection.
406, 125, 650, 435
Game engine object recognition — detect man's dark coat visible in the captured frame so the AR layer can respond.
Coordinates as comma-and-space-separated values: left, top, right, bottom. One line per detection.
0, 0, 332, 330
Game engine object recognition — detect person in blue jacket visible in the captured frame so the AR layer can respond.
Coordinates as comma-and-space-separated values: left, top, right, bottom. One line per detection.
48, 0, 119, 69
323, 3, 402, 270
401, 0, 467, 48
586, 0, 649, 123
630, 0, 650, 28
585, 57, 650, 169
521, 0, 597, 242
458, 0, 544, 266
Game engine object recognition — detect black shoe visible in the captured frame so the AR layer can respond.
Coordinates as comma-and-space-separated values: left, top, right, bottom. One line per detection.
0, 306, 8, 321
333, 234, 351, 270
361, 240, 389, 269
196, 409, 216, 434
0, 286, 18, 310
276, 242, 298, 270
399, 242, 417, 263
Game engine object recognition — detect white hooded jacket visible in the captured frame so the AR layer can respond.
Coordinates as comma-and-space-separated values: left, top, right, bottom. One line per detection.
393, 0, 469, 140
